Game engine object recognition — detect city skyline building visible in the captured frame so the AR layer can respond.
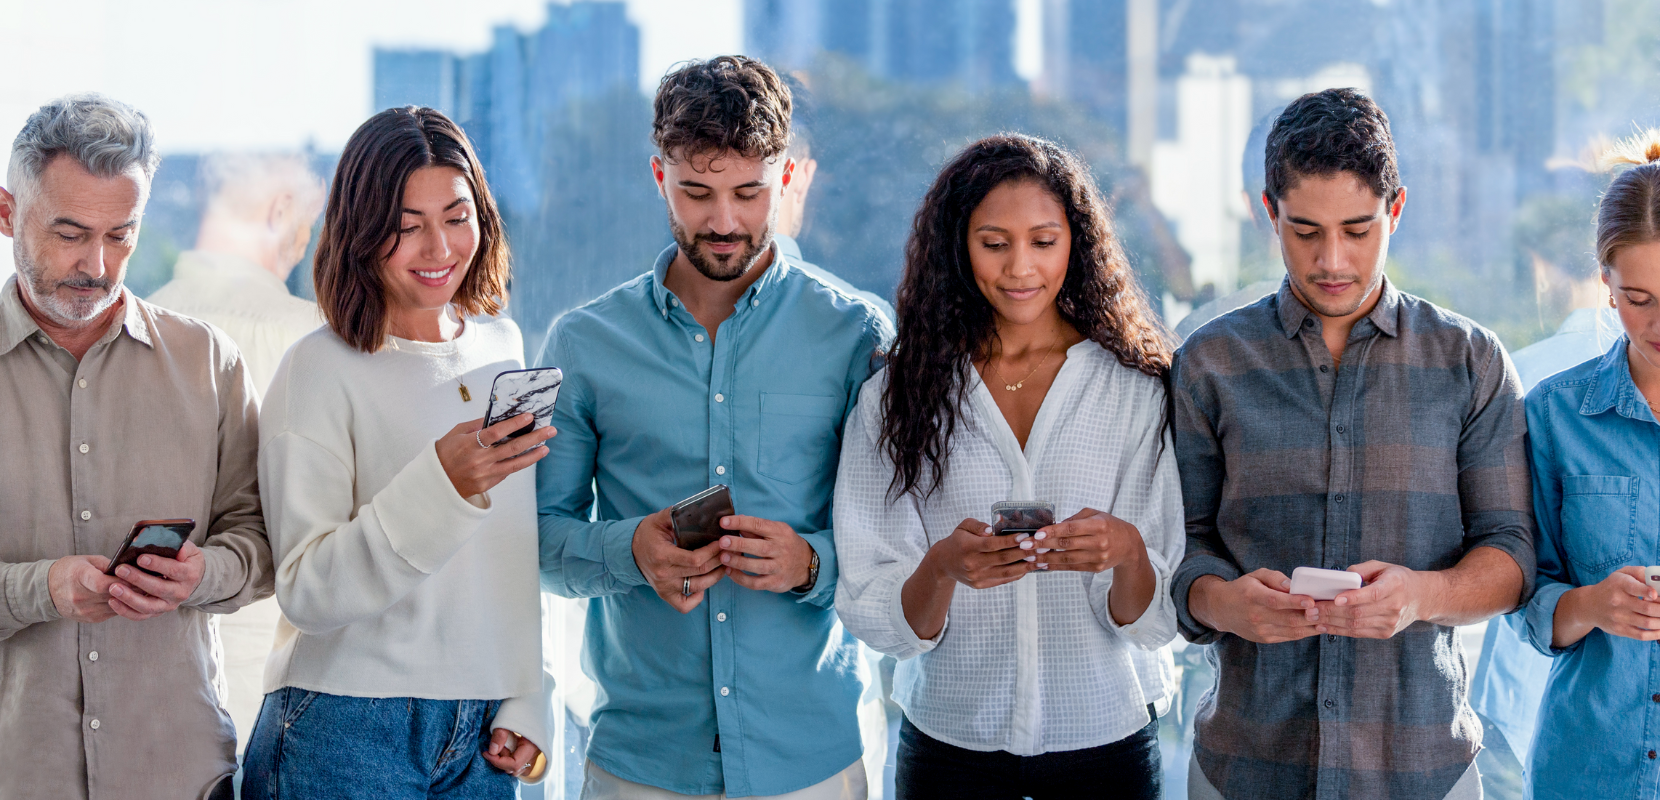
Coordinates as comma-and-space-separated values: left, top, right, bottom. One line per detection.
744, 0, 1020, 92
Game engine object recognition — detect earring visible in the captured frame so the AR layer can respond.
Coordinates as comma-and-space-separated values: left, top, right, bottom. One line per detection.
1611, 296, 1618, 308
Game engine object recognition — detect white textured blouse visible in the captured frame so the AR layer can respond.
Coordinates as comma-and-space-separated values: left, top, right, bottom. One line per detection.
833, 340, 1183, 756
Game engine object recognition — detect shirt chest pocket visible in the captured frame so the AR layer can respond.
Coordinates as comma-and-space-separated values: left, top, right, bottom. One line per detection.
757, 393, 843, 485
1560, 474, 1637, 575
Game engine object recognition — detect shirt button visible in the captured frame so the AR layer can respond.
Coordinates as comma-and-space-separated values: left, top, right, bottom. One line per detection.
1319, 365, 1329, 373
1303, 318, 1314, 328
88, 651, 98, 662
716, 466, 726, 476
695, 334, 705, 342
1327, 635, 1337, 642
1334, 495, 1344, 503
720, 687, 730, 697
1335, 425, 1345, 434
79, 443, 90, 454
80, 510, 92, 521
77, 378, 88, 389
89, 719, 101, 730
751, 299, 759, 307
717, 612, 727, 622
1650, 750, 1657, 760
1323, 699, 1334, 709
715, 394, 724, 403
1653, 693, 1660, 703
669, 298, 678, 307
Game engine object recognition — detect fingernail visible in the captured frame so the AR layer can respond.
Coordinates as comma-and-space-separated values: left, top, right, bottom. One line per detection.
489, 743, 502, 755
1024, 555, 1035, 562
1019, 541, 1033, 550
721, 554, 730, 564
139, 556, 151, 567
1335, 597, 1347, 605
1034, 532, 1046, 540
1036, 548, 1051, 554
720, 536, 731, 548
110, 585, 122, 595
1037, 563, 1049, 571
983, 527, 993, 535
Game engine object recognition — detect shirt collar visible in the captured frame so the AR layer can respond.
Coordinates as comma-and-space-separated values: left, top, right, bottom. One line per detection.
649, 240, 791, 318
1580, 338, 1650, 420
1274, 274, 1402, 339
0, 276, 151, 356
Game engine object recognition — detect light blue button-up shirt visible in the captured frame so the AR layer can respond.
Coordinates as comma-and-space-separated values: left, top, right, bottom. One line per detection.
1521, 340, 1660, 800
1469, 307, 1624, 766
535, 244, 892, 797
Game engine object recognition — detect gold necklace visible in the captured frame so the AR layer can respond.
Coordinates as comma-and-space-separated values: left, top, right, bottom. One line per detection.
988, 341, 1057, 391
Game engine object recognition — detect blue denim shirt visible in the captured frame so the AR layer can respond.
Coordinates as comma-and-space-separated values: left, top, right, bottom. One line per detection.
1522, 340, 1660, 800
535, 244, 891, 796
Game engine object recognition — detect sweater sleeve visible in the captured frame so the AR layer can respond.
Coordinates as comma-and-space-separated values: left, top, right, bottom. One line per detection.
260, 430, 490, 635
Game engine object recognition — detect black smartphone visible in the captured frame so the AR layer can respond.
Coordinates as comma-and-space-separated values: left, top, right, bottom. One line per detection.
484, 367, 563, 441
107, 519, 196, 577
991, 501, 1055, 535
672, 485, 735, 550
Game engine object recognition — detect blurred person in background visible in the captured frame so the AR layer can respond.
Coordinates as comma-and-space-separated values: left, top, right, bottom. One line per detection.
148, 152, 325, 393
537, 56, 889, 800
774, 73, 895, 322
1172, 88, 1534, 800
146, 151, 325, 766
0, 93, 270, 800
243, 107, 551, 798
1515, 132, 1660, 800
833, 134, 1181, 800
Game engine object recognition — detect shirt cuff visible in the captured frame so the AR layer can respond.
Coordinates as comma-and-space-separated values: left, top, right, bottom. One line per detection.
1173, 553, 1243, 645
491, 689, 551, 783
792, 532, 836, 606
1524, 579, 1578, 656
603, 516, 650, 587
888, 570, 943, 659
184, 544, 242, 607
1092, 550, 1177, 650
3, 559, 61, 628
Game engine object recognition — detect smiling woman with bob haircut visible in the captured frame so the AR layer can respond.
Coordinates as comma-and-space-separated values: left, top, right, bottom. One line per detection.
242, 107, 555, 798
832, 133, 1184, 799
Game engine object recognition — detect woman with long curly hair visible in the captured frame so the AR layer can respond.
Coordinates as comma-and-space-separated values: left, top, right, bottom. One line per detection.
833, 134, 1184, 799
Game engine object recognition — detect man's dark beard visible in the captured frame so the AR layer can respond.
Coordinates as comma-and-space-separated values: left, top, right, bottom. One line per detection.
668, 212, 772, 282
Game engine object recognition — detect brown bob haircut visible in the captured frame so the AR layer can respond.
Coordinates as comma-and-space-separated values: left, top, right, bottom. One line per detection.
313, 106, 510, 353
652, 55, 792, 163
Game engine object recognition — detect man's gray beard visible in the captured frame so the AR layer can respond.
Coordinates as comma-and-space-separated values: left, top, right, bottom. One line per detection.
668, 211, 773, 282
13, 238, 120, 326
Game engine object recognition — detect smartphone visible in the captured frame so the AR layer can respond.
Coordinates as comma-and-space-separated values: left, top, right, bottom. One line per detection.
484, 367, 563, 441
1288, 566, 1363, 600
107, 519, 196, 578
672, 485, 736, 550
991, 501, 1055, 535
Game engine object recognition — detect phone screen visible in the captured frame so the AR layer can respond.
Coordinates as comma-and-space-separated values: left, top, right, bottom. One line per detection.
672, 485, 735, 550
485, 367, 563, 440
991, 502, 1056, 535
108, 520, 195, 577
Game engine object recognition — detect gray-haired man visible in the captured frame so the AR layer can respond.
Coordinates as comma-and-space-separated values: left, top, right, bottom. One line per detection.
0, 95, 271, 800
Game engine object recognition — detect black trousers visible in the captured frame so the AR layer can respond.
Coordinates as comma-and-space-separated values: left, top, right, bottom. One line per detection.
895, 705, 1162, 800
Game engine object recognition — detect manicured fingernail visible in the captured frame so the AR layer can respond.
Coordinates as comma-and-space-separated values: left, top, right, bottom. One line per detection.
1034, 532, 1046, 540
1036, 548, 1051, 554
1037, 563, 1049, 570
1025, 555, 1036, 562
983, 527, 993, 535
1020, 541, 1033, 550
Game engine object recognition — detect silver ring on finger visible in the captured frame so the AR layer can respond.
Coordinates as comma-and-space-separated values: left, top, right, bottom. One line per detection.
683, 577, 692, 596
476, 430, 489, 449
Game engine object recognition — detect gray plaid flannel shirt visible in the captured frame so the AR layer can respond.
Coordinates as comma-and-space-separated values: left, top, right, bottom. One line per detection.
1171, 277, 1536, 800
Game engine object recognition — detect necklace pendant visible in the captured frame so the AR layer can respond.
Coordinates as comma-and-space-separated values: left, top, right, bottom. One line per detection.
459, 384, 472, 402
1006, 382, 1022, 391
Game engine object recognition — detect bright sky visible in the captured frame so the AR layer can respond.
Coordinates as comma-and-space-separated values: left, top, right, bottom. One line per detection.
0, 0, 745, 154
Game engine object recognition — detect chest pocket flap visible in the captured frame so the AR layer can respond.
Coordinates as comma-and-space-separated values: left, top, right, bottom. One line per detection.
1559, 474, 1637, 575
758, 392, 844, 484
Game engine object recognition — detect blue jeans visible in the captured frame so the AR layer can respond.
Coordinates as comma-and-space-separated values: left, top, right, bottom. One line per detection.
895, 706, 1162, 800
242, 687, 518, 799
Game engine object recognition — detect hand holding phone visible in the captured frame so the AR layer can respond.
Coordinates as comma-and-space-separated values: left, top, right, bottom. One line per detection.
672, 485, 736, 550
107, 519, 195, 577
1288, 566, 1363, 601
484, 368, 563, 440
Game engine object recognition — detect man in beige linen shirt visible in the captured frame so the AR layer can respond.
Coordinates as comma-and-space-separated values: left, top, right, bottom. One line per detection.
0, 94, 271, 800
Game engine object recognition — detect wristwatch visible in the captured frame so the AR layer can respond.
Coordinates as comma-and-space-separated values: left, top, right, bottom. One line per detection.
792, 547, 820, 595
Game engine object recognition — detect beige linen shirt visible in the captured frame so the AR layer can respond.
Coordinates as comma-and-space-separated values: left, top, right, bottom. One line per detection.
0, 276, 271, 800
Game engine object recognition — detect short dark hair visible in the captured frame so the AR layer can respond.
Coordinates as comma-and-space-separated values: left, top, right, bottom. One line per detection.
1264, 88, 1401, 208
652, 56, 791, 163
314, 107, 510, 353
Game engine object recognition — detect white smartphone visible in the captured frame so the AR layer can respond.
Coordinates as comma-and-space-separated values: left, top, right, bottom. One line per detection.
1288, 566, 1362, 600
1645, 566, 1660, 589
484, 367, 563, 441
